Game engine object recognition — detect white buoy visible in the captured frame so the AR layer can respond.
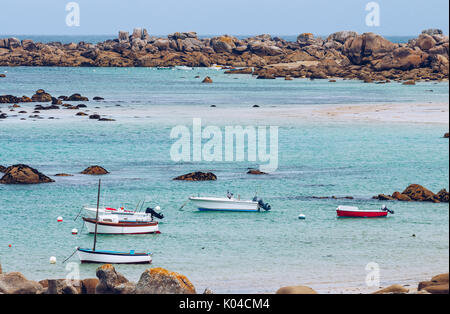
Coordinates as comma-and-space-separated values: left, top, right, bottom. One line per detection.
155, 206, 161, 212
57, 216, 63, 222
298, 214, 306, 220
71, 228, 78, 235
49, 256, 57, 264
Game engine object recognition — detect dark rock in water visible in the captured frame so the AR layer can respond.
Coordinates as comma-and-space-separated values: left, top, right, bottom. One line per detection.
444, 132, 449, 138
95, 264, 130, 294
374, 184, 448, 203
81, 165, 109, 175
34, 104, 59, 110
0, 113, 7, 119
77, 104, 87, 108
67, 93, 89, 101
98, 118, 116, 121
51, 97, 62, 105
54, 173, 73, 177
0, 74, 5, 78
0, 164, 54, 184
202, 76, 213, 83
76, 112, 88, 116
31, 89, 52, 102
247, 169, 267, 175
173, 172, 217, 181
0, 272, 44, 294
135, 267, 196, 294
58, 96, 69, 101
0, 165, 6, 173
89, 114, 100, 119
93, 97, 104, 101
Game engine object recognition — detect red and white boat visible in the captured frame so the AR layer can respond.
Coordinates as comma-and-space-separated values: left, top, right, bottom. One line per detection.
82, 215, 160, 234
336, 205, 394, 218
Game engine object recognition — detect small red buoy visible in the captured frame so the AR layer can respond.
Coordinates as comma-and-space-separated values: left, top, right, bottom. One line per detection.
57, 216, 63, 222
8, 244, 12, 248
71, 228, 78, 235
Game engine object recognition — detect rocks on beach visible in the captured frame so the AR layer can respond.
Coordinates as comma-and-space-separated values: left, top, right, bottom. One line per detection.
276, 285, 318, 294
0, 164, 54, 184
173, 172, 217, 181
80, 165, 109, 175
0, 29, 448, 82
418, 273, 449, 294
373, 184, 449, 203
136, 267, 196, 294
0, 272, 44, 294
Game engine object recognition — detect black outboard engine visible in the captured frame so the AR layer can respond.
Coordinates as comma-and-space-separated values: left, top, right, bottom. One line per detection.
381, 205, 394, 214
145, 207, 164, 220
257, 199, 271, 211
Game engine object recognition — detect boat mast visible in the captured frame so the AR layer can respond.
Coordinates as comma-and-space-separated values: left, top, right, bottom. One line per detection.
93, 179, 101, 251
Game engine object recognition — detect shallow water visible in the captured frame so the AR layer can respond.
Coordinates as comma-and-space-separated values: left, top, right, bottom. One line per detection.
0, 67, 448, 293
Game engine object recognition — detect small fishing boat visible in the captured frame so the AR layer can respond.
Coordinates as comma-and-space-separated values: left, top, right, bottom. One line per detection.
82, 215, 160, 234
189, 192, 271, 212
175, 65, 193, 70
77, 248, 152, 264
83, 205, 162, 220
77, 179, 152, 264
336, 205, 394, 218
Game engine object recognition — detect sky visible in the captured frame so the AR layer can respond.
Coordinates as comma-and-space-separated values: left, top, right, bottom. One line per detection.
0, 0, 448, 36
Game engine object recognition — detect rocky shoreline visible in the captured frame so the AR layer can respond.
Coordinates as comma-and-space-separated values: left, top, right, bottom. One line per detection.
0, 28, 448, 82
0, 263, 447, 294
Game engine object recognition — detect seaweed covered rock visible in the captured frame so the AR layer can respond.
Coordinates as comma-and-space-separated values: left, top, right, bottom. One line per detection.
136, 267, 196, 294
81, 165, 109, 175
173, 172, 217, 181
0, 164, 54, 184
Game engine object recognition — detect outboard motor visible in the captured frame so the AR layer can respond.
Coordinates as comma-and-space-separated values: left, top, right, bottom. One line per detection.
257, 199, 271, 211
145, 207, 164, 220
381, 204, 394, 214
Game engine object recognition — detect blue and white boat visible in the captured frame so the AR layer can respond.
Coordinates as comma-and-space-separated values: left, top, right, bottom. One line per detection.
189, 195, 271, 212
77, 248, 152, 264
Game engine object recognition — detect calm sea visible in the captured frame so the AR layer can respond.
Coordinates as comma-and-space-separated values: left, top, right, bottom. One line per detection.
0, 66, 448, 293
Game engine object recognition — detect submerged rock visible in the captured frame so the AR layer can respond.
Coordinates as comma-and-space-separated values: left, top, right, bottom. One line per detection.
173, 172, 217, 181
54, 173, 73, 177
81, 165, 109, 175
136, 267, 196, 294
247, 169, 267, 175
0, 164, 54, 184
202, 76, 213, 83
276, 285, 318, 294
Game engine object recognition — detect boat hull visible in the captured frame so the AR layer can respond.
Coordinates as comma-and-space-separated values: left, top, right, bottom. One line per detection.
83, 218, 159, 234
337, 210, 388, 218
83, 206, 151, 220
77, 248, 152, 264
189, 197, 259, 212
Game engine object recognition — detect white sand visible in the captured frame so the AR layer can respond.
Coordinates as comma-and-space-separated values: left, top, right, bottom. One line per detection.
1, 102, 448, 126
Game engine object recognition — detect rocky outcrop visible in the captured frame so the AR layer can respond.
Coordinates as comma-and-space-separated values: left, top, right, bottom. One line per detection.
80, 165, 109, 175
135, 267, 196, 294
95, 264, 130, 294
0, 272, 44, 294
373, 184, 449, 203
31, 89, 52, 102
276, 285, 318, 294
202, 76, 213, 83
39, 279, 82, 294
444, 132, 449, 138
418, 273, 449, 294
173, 172, 217, 181
372, 284, 410, 294
0, 29, 447, 82
247, 169, 267, 175
0, 164, 54, 184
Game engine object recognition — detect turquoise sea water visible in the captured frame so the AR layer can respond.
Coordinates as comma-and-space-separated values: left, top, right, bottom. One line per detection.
0, 67, 449, 293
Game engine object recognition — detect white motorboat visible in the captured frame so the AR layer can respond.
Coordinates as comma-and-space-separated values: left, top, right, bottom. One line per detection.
189, 193, 271, 212
175, 65, 193, 70
77, 248, 152, 264
83, 215, 160, 234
